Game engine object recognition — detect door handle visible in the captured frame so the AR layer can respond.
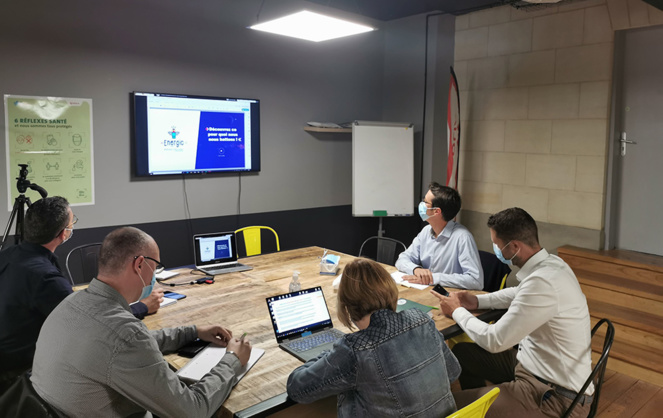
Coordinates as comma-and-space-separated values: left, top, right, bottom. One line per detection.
619, 132, 637, 156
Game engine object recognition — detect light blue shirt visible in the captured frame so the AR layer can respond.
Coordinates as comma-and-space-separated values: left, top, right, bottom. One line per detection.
396, 221, 483, 290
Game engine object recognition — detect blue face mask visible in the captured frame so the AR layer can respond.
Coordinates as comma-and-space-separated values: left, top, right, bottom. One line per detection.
418, 201, 438, 221
137, 264, 156, 302
493, 241, 519, 266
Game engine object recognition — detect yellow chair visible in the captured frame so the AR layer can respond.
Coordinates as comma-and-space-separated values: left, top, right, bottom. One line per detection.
446, 387, 500, 418
235, 226, 280, 257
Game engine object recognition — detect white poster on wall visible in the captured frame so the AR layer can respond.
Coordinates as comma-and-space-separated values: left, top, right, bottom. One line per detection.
4, 95, 95, 210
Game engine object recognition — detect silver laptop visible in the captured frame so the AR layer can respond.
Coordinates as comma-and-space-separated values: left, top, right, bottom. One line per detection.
266, 286, 345, 362
193, 231, 252, 276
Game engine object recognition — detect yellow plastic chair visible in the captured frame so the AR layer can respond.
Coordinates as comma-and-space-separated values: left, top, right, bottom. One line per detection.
446, 387, 500, 418
235, 226, 280, 257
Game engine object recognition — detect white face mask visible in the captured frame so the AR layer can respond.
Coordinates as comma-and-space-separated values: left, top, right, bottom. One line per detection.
62, 227, 74, 244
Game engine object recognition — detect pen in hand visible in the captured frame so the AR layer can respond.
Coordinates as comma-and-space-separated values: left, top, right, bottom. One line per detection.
240, 332, 247, 342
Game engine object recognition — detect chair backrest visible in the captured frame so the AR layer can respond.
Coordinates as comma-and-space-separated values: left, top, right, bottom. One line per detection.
358, 236, 407, 266
478, 250, 511, 292
0, 372, 58, 417
235, 226, 280, 257
562, 318, 615, 418
446, 387, 500, 418
65, 243, 102, 286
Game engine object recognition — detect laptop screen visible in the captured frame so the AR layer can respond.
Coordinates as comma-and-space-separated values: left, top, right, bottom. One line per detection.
193, 232, 239, 268
266, 287, 333, 342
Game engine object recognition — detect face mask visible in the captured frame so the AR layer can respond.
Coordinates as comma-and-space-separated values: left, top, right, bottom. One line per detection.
62, 227, 73, 244
137, 263, 156, 302
418, 201, 438, 222
493, 241, 519, 266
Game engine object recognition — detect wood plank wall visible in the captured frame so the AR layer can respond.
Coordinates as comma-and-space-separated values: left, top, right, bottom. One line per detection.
558, 246, 663, 387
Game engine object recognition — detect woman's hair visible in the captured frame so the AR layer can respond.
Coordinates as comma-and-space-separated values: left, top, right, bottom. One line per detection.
337, 258, 399, 330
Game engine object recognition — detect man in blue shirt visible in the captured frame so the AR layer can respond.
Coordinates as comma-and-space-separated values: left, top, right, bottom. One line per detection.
396, 182, 483, 290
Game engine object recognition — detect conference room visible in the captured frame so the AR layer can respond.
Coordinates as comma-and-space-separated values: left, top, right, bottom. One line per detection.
1, 0, 662, 417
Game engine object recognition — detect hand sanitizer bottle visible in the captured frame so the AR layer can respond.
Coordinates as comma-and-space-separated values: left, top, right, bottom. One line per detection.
289, 271, 301, 293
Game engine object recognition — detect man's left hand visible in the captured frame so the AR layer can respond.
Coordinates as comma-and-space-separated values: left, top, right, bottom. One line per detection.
197, 325, 233, 347
405, 268, 434, 285
430, 290, 462, 317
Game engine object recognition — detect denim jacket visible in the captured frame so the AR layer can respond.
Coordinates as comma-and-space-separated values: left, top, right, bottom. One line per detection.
287, 309, 461, 417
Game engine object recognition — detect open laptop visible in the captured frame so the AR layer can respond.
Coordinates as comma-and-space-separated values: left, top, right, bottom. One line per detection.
266, 286, 345, 362
193, 231, 252, 276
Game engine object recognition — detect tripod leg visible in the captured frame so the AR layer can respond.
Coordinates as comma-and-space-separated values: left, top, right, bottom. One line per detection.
0, 199, 21, 251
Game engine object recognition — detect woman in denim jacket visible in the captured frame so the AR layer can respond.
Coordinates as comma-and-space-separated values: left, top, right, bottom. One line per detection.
287, 258, 461, 417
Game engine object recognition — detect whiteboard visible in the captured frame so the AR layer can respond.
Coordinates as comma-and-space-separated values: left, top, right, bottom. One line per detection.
352, 121, 414, 217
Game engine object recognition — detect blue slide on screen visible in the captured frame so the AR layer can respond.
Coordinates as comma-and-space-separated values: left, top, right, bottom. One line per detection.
214, 240, 232, 259
195, 112, 246, 170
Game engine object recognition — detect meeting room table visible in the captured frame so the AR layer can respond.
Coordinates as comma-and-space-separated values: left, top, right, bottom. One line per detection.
142, 246, 501, 418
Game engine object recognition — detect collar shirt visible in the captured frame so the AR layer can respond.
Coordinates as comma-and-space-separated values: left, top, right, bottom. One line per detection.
395, 221, 483, 290
452, 249, 593, 395
31, 278, 242, 418
0, 242, 72, 372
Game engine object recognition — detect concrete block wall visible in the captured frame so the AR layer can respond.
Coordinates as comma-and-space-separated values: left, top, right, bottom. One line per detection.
453, 0, 663, 251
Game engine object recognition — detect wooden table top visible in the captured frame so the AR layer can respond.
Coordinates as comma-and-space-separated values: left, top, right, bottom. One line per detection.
142, 246, 488, 417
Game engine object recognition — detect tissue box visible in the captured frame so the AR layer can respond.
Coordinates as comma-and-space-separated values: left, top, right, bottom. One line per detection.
320, 254, 340, 275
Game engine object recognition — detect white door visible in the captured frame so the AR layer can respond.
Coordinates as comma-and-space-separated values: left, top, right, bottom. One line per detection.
612, 25, 663, 256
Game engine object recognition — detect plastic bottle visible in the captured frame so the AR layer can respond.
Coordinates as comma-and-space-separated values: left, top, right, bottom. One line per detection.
289, 271, 301, 293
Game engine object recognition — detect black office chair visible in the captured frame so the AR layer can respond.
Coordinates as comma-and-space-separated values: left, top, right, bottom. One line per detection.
478, 250, 511, 292
358, 236, 407, 266
562, 318, 615, 418
0, 371, 58, 418
65, 243, 102, 286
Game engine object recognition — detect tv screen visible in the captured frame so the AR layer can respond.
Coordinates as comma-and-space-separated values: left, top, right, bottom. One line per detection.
132, 91, 260, 177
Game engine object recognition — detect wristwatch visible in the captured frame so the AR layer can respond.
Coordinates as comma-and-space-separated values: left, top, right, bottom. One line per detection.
226, 350, 239, 360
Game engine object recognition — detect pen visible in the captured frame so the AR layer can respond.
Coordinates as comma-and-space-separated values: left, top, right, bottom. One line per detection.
240, 332, 247, 342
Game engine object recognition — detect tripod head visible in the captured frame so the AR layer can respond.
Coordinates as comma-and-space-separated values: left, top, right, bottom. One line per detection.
16, 164, 48, 198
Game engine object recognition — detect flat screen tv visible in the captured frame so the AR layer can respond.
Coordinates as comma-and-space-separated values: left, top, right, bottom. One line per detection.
132, 91, 260, 177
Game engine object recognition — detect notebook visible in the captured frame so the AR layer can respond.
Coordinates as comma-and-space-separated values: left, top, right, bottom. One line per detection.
176, 345, 265, 383
193, 231, 252, 275
266, 286, 345, 362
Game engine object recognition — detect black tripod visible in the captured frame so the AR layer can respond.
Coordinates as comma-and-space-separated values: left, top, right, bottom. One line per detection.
0, 164, 48, 251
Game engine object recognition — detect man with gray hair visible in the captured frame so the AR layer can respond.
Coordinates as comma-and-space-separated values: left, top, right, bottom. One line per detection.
31, 226, 251, 417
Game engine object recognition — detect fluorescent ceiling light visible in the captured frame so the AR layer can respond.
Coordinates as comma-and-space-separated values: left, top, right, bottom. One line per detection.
249, 10, 374, 42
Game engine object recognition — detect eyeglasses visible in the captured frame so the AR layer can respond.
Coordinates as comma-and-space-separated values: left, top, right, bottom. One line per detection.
68, 215, 79, 228
134, 255, 166, 274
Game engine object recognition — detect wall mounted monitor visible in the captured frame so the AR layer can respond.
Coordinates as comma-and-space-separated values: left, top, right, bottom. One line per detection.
132, 91, 260, 177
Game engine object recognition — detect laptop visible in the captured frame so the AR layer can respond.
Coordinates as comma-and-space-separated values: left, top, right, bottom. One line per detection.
193, 231, 252, 275
266, 286, 345, 362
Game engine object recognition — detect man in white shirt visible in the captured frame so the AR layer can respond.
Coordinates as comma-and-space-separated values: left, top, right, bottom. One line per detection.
395, 182, 483, 290
432, 207, 593, 418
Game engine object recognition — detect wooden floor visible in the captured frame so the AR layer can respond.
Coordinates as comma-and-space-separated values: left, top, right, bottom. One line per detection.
594, 369, 663, 417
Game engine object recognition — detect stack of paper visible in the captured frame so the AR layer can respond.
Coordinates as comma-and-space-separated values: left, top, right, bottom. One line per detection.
391, 271, 429, 290
176, 346, 265, 383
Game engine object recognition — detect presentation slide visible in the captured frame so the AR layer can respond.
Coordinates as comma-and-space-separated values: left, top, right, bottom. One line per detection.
199, 235, 232, 262
195, 111, 245, 170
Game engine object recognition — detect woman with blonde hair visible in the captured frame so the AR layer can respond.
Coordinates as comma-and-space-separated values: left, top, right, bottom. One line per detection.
287, 258, 460, 417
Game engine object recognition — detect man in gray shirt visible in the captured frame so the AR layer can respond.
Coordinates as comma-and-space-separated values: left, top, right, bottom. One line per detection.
31, 226, 252, 418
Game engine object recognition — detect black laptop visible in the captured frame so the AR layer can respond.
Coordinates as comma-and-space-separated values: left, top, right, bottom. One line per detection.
193, 231, 252, 275
266, 286, 345, 362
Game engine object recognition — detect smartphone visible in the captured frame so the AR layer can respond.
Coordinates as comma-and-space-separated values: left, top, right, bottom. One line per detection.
432, 284, 449, 297
163, 291, 187, 300
177, 339, 209, 358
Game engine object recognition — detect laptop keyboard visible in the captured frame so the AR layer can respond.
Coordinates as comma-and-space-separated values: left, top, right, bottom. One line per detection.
284, 329, 345, 352
202, 264, 251, 275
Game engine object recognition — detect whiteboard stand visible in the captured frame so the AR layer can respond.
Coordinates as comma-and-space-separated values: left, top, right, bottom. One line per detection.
352, 120, 414, 247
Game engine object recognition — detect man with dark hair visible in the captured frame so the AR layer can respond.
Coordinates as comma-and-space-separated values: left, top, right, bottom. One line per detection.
0, 196, 74, 391
432, 207, 593, 418
396, 182, 483, 289
0, 198, 162, 394
31, 227, 252, 417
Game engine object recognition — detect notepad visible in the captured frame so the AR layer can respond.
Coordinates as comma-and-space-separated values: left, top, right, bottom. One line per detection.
160, 298, 177, 307
176, 346, 264, 383
391, 271, 429, 290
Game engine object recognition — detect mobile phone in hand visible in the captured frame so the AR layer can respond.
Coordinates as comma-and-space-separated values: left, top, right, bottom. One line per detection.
432, 284, 449, 297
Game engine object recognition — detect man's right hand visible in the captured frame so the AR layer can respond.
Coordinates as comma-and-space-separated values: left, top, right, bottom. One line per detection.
406, 267, 434, 285
142, 288, 165, 314
226, 336, 252, 366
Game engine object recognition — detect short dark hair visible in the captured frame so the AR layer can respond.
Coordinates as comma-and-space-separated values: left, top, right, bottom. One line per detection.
337, 258, 398, 330
99, 227, 153, 275
429, 182, 461, 221
487, 207, 539, 247
23, 196, 70, 244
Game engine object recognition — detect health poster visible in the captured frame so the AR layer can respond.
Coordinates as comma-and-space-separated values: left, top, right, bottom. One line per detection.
4, 95, 94, 210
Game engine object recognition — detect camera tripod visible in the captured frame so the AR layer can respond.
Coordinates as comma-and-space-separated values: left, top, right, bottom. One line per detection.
0, 164, 48, 251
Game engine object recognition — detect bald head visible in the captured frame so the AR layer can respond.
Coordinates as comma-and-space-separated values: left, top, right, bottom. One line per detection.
98, 227, 156, 276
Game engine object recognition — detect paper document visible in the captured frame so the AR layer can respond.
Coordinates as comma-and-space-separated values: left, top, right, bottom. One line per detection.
391, 271, 429, 290
176, 346, 265, 382
156, 270, 179, 280
160, 298, 177, 307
